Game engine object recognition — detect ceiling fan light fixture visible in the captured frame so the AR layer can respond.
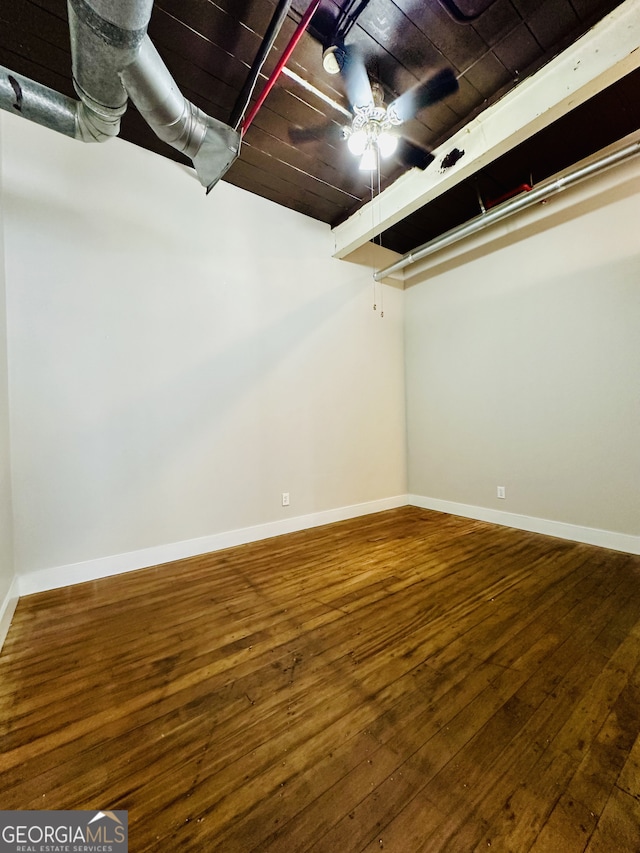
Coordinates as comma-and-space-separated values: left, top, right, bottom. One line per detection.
347, 128, 368, 155
346, 97, 403, 170
359, 143, 378, 171
378, 130, 398, 158
322, 45, 344, 75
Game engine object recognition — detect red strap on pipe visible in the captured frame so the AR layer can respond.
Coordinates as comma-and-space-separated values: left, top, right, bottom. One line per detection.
485, 183, 533, 210
242, 0, 322, 134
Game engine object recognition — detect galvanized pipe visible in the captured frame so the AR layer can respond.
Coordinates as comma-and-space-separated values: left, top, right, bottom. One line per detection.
0, 0, 241, 189
120, 36, 241, 190
120, 36, 207, 159
0, 64, 125, 143
373, 140, 640, 281
67, 0, 155, 132
0, 68, 80, 138
0, 0, 155, 143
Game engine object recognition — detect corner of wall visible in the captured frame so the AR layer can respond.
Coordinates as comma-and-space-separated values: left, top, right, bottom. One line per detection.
0, 113, 19, 653
0, 576, 19, 652
408, 495, 640, 555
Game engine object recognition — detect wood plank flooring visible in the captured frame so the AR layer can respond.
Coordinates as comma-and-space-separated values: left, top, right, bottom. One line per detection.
1, 507, 640, 852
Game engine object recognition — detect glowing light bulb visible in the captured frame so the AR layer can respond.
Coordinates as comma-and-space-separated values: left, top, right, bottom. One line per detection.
347, 129, 368, 156
378, 131, 398, 158
359, 144, 377, 171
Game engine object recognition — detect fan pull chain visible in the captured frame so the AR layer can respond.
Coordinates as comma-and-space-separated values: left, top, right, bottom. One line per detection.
370, 168, 377, 312
377, 159, 384, 318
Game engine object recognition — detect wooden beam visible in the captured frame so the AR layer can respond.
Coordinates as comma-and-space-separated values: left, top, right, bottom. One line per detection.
332, 0, 640, 259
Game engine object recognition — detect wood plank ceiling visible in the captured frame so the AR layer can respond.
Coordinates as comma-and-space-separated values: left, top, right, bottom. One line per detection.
1, 0, 636, 254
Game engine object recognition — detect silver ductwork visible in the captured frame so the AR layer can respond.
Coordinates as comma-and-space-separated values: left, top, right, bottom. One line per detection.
0, 70, 85, 139
120, 37, 240, 191
0, 64, 122, 143
67, 0, 154, 141
0, 0, 240, 189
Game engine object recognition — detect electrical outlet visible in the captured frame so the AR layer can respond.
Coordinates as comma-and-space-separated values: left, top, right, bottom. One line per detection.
282, 492, 290, 507
497, 486, 506, 499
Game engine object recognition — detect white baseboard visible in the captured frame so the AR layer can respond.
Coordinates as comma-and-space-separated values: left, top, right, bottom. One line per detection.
18, 495, 409, 597
0, 575, 20, 652
16, 493, 639, 600
408, 494, 640, 555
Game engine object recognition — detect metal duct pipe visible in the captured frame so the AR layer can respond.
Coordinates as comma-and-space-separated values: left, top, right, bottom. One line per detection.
0, 0, 241, 189
68, 0, 154, 115
0, 69, 81, 138
120, 36, 240, 191
0, 0, 154, 143
373, 140, 640, 281
69, 0, 240, 186
0, 64, 124, 143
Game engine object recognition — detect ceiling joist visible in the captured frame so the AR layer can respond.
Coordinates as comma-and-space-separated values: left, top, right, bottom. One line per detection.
331, 0, 640, 259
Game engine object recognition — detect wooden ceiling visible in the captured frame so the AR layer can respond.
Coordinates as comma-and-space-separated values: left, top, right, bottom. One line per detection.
1, 0, 636, 254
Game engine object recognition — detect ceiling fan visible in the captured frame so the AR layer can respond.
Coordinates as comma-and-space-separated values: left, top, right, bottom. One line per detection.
291, 40, 459, 172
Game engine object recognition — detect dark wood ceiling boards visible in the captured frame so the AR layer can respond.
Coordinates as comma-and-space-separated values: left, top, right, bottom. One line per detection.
0, 0, 636, 253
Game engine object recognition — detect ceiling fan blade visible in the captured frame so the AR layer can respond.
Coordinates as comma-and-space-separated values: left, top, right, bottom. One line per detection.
340, 44, 374, 111
397, 139, 435, 170
388, 67, 459, 124
288, 122, 347, 146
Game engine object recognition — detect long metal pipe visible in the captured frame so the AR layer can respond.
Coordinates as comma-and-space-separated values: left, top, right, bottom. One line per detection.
0, 68, 83, 138
242, 0, 321, 134
230, 0, 293, 131
373, 140, 640, 281
0, 65, 124, 142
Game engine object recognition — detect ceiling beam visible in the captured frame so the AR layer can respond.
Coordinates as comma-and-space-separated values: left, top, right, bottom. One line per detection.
332, 0, 640, 259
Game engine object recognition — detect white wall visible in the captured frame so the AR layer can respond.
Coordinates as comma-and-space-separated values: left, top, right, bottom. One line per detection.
0, 117, 18, 644
0, 112, 407, 586
405, 161, 640, 545
2, 108, 639, 606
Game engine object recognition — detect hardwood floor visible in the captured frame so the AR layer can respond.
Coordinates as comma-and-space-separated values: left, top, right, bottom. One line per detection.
1, 507, 640, 852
